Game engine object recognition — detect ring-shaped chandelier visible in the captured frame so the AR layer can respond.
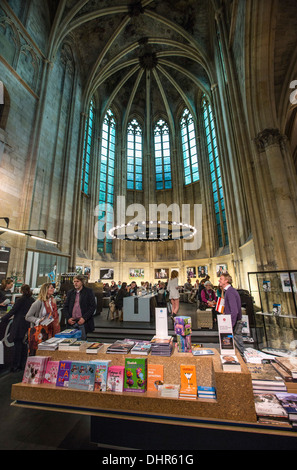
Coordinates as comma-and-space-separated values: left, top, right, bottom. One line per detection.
108, 220, 197, 242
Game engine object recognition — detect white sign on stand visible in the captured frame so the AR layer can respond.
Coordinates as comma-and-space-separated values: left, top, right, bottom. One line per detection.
217, 315, 235, 356
155, 307, 168, 338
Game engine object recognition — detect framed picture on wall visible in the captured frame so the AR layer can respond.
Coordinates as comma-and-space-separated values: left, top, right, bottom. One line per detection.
198, 266, 208, 278
186, 267, 196, 278
216, 264, 228, 277
155, 268, 169, 279
129, 268, 145, 279
100, 268, 114, 280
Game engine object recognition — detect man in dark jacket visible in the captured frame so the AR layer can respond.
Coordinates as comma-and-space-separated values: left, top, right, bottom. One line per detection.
218, 273, 244, 356
63, 275, 96, 339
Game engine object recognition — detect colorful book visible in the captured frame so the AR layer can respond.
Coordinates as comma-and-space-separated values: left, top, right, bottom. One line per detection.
147, 364, 164, 392
124, 357, 147, 393
43, 360, 60, 385
56, 360, 72, 387
22, 356, 49, 385
198, 386, 216, 399
68, 361, 96, 391
131, 341, 151, 355
92, 360, 111, 391
192, 349, 214, 356
180, 364, 197, 398
107, 365, 125, 392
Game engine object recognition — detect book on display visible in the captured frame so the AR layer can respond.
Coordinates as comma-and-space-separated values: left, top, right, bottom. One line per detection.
56, 360, 72, 387
147, 364, 164, 391
124, 357, 147, 393
254, 394, 288, 419
246, 363, 286, 392
58, 338, 77, 350
275, 393, 297, 421
68, 361, 96, 391
130, 341, 151, 355
198, 386, 216, 399
150, 336, 174, 356
179, 364, 197, 399
275, 357, 297, 379
22, 356, 49, 385
107, 365, 125, 392
159, 384, 180, 398
43, 360, 60, 385
86, 342, 104, 354
192, 349, 214, 356
38, 337, 64, 351
106, 340, 135, 354
92, 360, 111, 391
220, 355, 241, 372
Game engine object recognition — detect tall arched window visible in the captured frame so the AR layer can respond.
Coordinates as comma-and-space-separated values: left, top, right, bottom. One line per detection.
202, 96, 229, 247
81, 99, 94, 195
97, 109, 116, 254
180, 109, 199, 185
127, 119, 143, 190
154, 119, 172, 190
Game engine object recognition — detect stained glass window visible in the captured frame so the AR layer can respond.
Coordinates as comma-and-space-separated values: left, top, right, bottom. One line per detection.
180, 109, 199, 185
81, 99, 94, 194
127, 119, 143, 190
97, 109, 116, 254
202, 96, 229, 247
154, 119, 172, 190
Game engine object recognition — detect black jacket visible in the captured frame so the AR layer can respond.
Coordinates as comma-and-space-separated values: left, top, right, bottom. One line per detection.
1, 294, 34, 340
63, 286, 96, 333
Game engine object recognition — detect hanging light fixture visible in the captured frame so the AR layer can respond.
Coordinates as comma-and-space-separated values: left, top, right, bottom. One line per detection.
108, 220, 197, 242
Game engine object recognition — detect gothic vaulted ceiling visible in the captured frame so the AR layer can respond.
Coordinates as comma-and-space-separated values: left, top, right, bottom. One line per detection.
49, 0, 215, 126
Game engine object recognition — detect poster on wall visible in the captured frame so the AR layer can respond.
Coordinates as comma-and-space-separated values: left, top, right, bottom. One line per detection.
280, 273, 296, 293
84, 267, 91, 279
198, 266, 208, 278
186, 267, 196, 278
75, 266, 83, 275
155, 269, 169, 279
100, 268, 114, 280
129, 269, 145, 279
216, 264, 228, 277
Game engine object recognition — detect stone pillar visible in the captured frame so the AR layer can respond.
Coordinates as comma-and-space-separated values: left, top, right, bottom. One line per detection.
254, 128, 297, 269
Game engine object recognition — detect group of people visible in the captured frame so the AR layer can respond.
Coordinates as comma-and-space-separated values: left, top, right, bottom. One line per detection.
0, 274, 96, 370
166, 270, 244, 355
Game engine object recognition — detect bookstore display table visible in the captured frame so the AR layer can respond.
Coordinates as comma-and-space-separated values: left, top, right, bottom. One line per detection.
11, 346, 297, 449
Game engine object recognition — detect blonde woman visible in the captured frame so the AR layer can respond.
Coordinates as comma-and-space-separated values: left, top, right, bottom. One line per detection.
26, 283, 60, 354
167, 270, 180, 317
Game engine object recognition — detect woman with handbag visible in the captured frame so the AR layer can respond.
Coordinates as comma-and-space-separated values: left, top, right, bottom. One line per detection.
25, 283, 61, 355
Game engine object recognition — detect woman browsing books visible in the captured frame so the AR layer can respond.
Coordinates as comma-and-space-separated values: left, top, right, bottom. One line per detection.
25, 283, 61, 355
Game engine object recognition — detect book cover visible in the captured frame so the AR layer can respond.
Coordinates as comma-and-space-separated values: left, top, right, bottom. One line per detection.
254, 393, 288, 418
198, 386, 216, 399
275, 393, 297, 415
56, 360, 72, 387
43, 360, 60, 385
275, 357, 297, 379
68, 361, 96, 391
131, 341, 151, 355
106, 340, 135, 354
86, 342, 104, 354
58, 338, 77, 350
92, 360, 111, 391
220, 355, 241, 372
22, 356, 49, 385
180, 364, 197, 397
147, 364, 164, 392
192, 349, 214, 356
107, 365, 125, 392
246, 363, 285, 385
124, 357, 147, 393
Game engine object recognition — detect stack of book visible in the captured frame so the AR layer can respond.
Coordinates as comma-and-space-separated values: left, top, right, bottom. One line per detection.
273, 357, 297, 393
150, 336, 174, 356
159, 384, 180, 399
38, 337, 64, 351
55, 329, 82, 339
130, 341, 151, 355
86, 342, 104, 354
179, 364, 197, 400
58, 338, 86, 351
275, 392, 297, 428
254, 393, 289, 426
198, 386, 216, 399
106, 339, 135, 354
220, 354, 241, 372
246, 362, 286, 393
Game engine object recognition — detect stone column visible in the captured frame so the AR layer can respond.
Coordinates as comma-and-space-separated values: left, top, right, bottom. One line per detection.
254, 128, 297, 269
